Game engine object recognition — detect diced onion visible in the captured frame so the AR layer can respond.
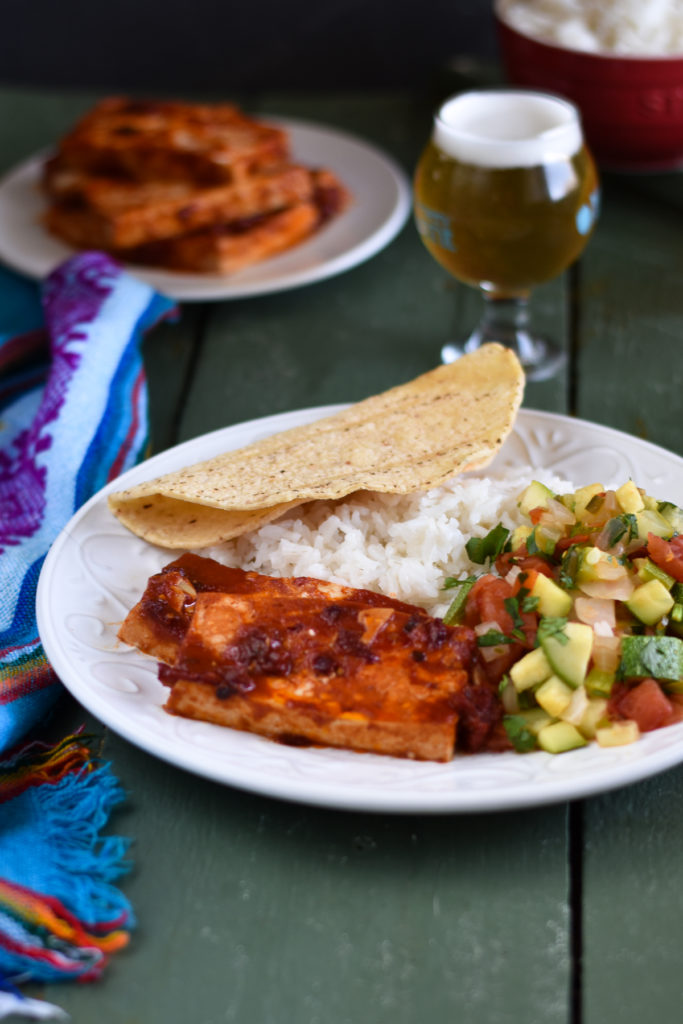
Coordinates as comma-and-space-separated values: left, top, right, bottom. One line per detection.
579, 577, 635, 600
562, 686, 589, 726
592, 633, 621, 672
574, 596, 616, 630
480, 645, 510, 662
358, 607, 394, 644
540, 498, 576, 528
594, 558, 628, 581
474, 620, 502, 637
474, 620, 510, 662
505, 565, 522, 586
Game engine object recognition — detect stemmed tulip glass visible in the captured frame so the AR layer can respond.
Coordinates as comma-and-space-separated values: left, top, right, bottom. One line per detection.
414, 89, 599, 381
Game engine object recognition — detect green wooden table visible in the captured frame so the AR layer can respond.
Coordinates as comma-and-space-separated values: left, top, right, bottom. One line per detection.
3, 85, 683, 1024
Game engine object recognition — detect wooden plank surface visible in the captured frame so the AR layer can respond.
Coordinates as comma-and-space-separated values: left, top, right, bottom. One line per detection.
0, 86, 575, 1024
133, 90, 574, 1024
573, 166, 683, 1024
6, 84, 681, 1024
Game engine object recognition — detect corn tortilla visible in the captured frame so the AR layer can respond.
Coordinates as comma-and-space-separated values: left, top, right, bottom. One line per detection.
108, 343, 524, 549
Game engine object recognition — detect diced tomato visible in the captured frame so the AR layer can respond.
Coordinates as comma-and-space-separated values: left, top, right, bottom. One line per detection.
465, 575, 513, 630
529, 507, 545, 525
479, 648, 521, 684
612, 678, 674, 732
647, 532, 683, 583
515, 568, 539, 593
495, 549, 555, 579
464, 573, 538, 685
555, 533, 591, 553
518, 554, 556, 579
669, 694, 683, 725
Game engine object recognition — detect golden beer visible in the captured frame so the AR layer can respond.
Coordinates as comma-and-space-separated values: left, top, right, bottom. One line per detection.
414, 92, 599, 299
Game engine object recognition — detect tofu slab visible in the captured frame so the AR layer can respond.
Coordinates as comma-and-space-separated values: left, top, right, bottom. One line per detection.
162, 590, 476, 762
118, 554, 479, 762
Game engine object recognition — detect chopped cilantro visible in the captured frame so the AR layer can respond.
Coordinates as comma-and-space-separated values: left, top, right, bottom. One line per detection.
526, 529, 540, 556
503, 715, 537, 753
504, 595, 524, 630
522, 595, 540, 613
477, 629, 515, 647
503, 591, 534, 638
602, 517, 627, 547
603, 513, 638, 548
621, 513, 638, 542
443, 575, 477, 625
498, 674, 511, 694
537, 617, 569, 646
559, 546, 579, 589
443, 573, 477, 590
465, 523, 510, 565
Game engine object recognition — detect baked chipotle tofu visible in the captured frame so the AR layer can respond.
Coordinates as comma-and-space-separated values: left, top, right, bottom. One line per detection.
42, 97, 350, 274
119, 554, 503, 762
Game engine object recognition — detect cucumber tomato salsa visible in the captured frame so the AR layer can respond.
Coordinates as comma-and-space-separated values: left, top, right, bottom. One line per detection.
444, 480, 683, 754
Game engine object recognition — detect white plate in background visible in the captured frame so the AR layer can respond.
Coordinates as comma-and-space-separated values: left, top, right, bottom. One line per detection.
0, 119, 412, 301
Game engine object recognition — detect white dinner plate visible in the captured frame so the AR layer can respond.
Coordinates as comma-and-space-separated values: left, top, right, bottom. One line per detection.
0, 119, 412, 301
37, 407, 683, 814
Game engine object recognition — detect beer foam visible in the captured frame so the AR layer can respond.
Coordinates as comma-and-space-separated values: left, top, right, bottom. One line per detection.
433, 91, 583, 169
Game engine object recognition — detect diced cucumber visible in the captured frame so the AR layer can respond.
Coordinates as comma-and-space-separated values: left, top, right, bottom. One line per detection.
516, 707, 554, 736
509, 524, 533, 553
518, 480, 555, 517
529, 572, 573, 618
578, 698, 609, 739
626, 578, 675, 626
509, 646, 552, 692
536, 675, 574, 717
658, 501, 683, 534
529, 524, 562, 556
572, 484, 605, 519
575, 546, 622, 587
619, 634, 683, 683
584, 666, 615, 698
615, 481, 645, 514
537, 721, 588, 754
636, 558, 675, 590
595, 720, 640, 747
635, 509, 674, 541
539, 621, 594, 689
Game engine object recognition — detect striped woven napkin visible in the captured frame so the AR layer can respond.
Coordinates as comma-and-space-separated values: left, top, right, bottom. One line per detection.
0, 252, 175, 1018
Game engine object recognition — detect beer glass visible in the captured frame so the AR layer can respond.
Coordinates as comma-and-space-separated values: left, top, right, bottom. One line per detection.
414, 90, 599, 380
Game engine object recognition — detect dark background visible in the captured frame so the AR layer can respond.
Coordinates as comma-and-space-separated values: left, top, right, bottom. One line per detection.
0, 0, 497, 94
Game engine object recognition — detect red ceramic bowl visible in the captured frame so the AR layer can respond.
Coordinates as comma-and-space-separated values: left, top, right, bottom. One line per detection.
495, 6, 683, 171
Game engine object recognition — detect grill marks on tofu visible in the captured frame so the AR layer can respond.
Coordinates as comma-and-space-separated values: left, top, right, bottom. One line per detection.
118, 554, 492, 762
118, 552, 413, 664
43, 162, 318, 250
42, 98, 352, 274
54, 97, 290, 184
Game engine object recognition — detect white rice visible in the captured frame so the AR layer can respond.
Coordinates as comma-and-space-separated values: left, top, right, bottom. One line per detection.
204, 469, 573, 619
497, 0, 683, 56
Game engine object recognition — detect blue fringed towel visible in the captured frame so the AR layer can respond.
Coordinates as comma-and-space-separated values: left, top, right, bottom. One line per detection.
0, 252, 175, 1011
